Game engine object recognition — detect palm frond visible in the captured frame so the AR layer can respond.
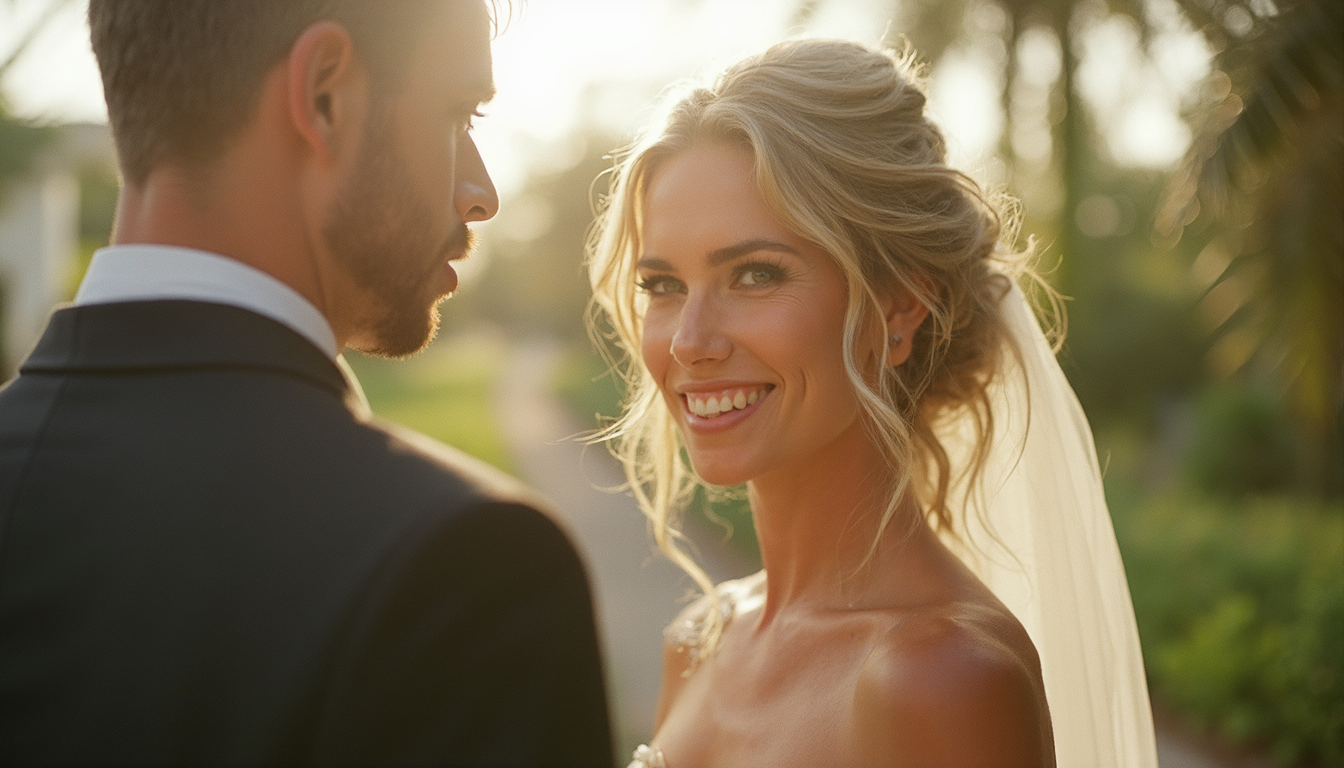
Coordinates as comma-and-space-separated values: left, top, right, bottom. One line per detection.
1159, 0, 1342, 482
1167, 0, 1342, 222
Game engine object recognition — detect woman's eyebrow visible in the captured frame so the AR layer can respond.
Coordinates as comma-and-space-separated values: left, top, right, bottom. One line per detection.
706, 239, 801, 266
636, 257, 675, 271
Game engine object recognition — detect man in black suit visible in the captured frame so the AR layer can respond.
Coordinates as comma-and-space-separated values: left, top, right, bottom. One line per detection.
0, 1, 612, 765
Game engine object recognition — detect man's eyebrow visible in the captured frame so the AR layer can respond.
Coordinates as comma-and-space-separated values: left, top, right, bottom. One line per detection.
638, 239, 801, 272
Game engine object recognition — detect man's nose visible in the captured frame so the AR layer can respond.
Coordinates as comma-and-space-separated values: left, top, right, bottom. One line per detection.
456, 135, 499, 223
670, 295, 731, 367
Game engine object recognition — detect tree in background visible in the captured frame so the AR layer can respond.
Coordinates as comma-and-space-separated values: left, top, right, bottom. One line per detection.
0, 0, 69, 184
0, 0, 69, 374
787, 0, 1219, 437
1159, 0, 1343, 495
0, 105, 56, 376
790, 0, 1339, 493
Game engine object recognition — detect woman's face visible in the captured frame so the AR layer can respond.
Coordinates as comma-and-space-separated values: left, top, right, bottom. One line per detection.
638, 142, 866, 487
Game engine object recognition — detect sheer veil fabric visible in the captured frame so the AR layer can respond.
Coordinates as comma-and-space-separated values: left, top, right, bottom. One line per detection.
939, 281, 1159, 766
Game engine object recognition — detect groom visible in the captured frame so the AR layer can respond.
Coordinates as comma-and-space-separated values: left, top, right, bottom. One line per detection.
0, 1, 612, 765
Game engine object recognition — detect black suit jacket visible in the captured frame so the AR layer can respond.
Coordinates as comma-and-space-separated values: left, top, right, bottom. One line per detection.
0, 300, 612, 766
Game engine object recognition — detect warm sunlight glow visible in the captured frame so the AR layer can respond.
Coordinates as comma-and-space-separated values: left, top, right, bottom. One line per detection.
1, 0, 1212, 187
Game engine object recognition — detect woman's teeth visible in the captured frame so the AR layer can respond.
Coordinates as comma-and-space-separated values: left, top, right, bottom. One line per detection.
685, 387, 769, 418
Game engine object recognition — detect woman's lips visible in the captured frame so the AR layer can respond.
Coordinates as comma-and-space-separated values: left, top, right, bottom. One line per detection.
680, 385, 773, 431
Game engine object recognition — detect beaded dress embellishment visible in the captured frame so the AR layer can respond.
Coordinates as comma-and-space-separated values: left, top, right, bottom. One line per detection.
627, 743, 667, 768
629, 576, 761, 768
663, 589, 736, 670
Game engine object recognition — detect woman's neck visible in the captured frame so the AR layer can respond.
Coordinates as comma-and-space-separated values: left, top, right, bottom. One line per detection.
747, 420, 931, 624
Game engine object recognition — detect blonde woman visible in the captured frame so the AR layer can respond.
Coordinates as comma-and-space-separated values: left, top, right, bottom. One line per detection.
589, 39, 1157, 768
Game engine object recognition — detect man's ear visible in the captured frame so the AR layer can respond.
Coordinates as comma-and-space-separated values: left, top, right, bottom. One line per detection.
286, 21, 366, 165
879, 276, 933, 367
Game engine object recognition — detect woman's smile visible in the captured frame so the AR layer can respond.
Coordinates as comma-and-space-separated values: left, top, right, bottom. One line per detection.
677, 383, 775, 431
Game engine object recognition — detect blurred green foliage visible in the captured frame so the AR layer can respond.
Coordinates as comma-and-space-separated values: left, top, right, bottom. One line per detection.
1183, 383, 1301, 496
346, 330, 515, 476
693, 487, 761, 568
550, 343, 622, 433
0, 102, 52, 193
1158, 0, 1343, 496
64, 163, 121, 299
1115, 492, 1343, 765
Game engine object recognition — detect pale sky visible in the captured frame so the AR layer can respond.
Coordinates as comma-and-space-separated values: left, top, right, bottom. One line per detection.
1, 0, 1210, 196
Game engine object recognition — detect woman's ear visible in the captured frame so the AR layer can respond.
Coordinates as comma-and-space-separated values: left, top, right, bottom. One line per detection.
880, 277, 933, 367
286, 21, 367, 167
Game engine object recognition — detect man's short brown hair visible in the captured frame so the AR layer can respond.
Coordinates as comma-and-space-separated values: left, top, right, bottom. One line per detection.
88, 0, 450, 186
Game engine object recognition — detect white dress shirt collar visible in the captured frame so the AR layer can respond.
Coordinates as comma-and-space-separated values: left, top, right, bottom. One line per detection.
75, 244, 339, 360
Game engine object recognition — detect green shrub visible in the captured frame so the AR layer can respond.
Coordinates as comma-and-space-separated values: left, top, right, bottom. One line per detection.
1116, 493, 1344, 765
1183, 384, 1300, 496
694, 485, 761, 566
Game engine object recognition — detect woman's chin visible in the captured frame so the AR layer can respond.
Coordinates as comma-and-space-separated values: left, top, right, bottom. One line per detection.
688, 458, 755, 488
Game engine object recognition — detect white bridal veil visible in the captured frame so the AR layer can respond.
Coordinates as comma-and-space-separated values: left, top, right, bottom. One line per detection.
939, 281, 1159, 766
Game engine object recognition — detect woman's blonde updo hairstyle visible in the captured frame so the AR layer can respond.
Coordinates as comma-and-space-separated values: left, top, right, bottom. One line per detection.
587, 38, 1044, 652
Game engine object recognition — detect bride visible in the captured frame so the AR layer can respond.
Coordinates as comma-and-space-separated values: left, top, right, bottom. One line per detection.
587, 39, 1157, 767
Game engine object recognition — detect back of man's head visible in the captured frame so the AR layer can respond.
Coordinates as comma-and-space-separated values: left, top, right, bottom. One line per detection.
88, 0, 448, 187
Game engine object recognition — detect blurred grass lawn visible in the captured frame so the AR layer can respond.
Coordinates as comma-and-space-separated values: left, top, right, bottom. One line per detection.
345, 328, 515, 476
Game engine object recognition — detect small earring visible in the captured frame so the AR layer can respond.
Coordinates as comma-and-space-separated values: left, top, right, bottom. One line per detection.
890, 333, 903, 345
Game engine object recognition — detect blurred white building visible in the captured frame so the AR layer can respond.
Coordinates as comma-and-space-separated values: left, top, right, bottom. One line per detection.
0, 122, 114, 375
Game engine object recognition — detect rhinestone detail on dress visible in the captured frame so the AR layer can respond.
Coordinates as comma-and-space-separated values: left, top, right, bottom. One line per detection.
628, 743, 667, 768
663, 590, 736, 670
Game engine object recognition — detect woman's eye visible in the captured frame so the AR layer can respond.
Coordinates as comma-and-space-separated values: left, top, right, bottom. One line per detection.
735, 265, 782, 287
637, 276, 684, 295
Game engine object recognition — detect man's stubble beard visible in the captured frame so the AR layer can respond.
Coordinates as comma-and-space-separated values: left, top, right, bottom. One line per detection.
322, 106, 471, 359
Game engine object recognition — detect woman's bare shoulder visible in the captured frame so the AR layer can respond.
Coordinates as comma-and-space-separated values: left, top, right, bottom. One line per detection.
852, 602, 1054, 767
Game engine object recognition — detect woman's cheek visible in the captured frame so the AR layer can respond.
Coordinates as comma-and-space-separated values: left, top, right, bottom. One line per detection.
641, 315, 673, 383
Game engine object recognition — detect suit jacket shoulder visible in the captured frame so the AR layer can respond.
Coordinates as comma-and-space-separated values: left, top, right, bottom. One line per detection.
0, 301, 613, 766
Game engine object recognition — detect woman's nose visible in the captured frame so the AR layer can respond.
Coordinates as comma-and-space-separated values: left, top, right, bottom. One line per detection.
670, 296, 731, 367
